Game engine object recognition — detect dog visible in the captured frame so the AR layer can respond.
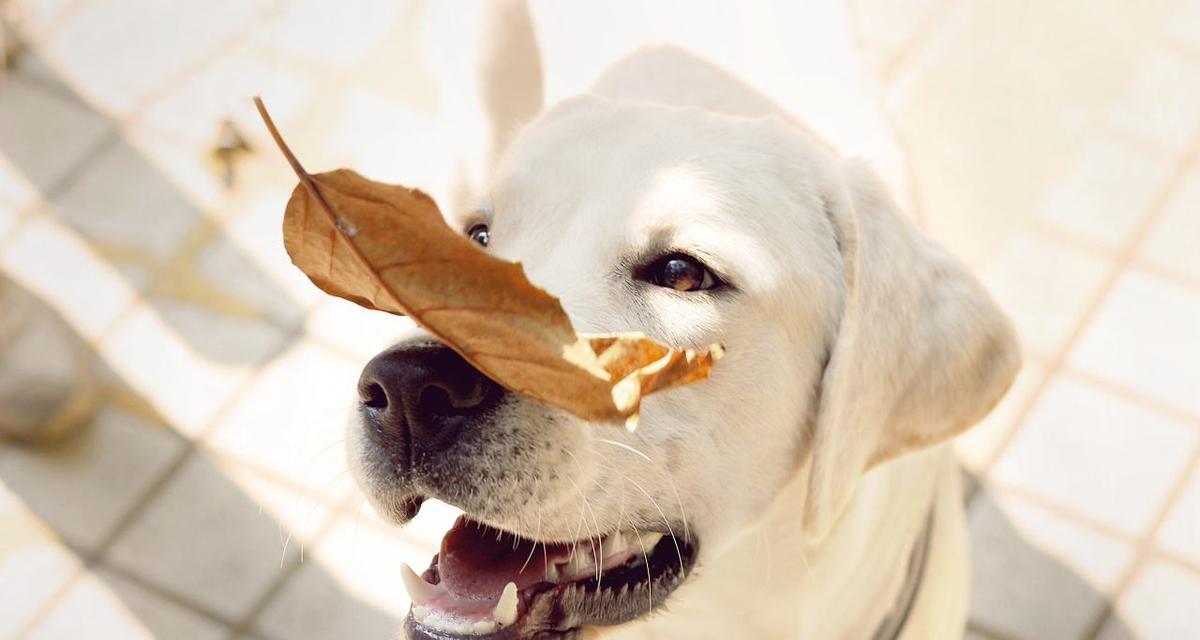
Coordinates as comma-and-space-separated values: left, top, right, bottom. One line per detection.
347, 2, 1020, 638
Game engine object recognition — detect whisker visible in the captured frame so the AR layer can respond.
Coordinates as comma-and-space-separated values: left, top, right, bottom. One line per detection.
563, 450, 604, 584
626, 476, 684, 573
518, 511, 543, 575
594, 436, 692, 546
631, 523, 653, 614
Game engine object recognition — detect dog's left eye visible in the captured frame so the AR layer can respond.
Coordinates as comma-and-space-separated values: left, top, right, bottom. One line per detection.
467, 223, 490, 247
642, 254, 721, 292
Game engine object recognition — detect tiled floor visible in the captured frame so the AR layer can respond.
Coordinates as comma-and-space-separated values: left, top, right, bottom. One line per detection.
2, 1, 1199, 639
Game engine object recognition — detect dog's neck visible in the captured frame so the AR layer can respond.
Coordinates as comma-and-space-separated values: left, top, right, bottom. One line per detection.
605, 445, 953, 639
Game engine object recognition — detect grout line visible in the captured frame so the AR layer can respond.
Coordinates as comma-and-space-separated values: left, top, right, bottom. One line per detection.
95, 562, 244, 630
965, 618, 1021, 640
975, 128, 1200, 479
14, 320, 305, 638
1059, 368, 1200, 428
223, 491, 360, 639
1081, 441, 1200, 639
1028, 218, 1200, 294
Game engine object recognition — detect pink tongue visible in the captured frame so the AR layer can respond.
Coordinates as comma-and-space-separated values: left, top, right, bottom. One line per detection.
439, 518, 573, 599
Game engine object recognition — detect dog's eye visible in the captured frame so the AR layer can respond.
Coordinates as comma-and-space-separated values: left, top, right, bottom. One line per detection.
467, 223, 490, 247
644, 254, 721, 292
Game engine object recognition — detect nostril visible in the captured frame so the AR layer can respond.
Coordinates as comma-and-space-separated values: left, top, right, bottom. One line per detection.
417, 379, 490, 417
361, 382, 388, 410
418, 385, 455, 416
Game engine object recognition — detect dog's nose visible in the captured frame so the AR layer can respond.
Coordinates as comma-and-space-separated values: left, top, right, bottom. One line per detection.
357, 342, 502, 458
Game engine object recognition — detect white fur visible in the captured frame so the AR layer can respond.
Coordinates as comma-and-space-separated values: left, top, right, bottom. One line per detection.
350, 3, 1019, 638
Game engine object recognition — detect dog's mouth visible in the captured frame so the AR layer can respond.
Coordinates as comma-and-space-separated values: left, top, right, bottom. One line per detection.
401, 515, 698, 639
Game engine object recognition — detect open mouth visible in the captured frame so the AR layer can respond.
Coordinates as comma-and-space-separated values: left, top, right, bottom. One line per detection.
400, 515, 698, 639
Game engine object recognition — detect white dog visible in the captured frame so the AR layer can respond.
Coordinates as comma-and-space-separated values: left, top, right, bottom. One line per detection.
348, 2, 1019, 638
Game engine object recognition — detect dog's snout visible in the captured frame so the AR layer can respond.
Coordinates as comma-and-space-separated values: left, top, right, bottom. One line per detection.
357, 342, 502, 459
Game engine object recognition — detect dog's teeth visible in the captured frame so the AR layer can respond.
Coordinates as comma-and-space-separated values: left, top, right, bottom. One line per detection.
411, 605, 428, 622
494, 581, 518, 626
544, 563, 560, 583
472, 620, 497, 634
606, 531, 626, 556
401, 563, 438, 606
640, 532, 664, 550
563, 549, 595, 578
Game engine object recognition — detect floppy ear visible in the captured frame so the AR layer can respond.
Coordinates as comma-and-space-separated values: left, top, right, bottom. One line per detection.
803, 159, 1020, 542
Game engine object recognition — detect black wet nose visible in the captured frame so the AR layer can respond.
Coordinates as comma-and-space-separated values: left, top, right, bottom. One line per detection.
357, 342, 502, 461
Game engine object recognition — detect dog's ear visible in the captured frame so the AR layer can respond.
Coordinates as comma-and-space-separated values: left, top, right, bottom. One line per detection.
803, 159, 1020, 542
478, 0, 544, 167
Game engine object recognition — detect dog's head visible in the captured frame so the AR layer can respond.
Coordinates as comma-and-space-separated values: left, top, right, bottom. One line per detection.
347, 93, 1018, 639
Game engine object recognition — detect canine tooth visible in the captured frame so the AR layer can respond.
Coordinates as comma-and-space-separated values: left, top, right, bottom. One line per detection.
640, 532, 664, 550
472, 620, 497, 634
606, 532, 626, 556
494, 581, 518, 626
564, 549, 595, 577
401, 563, 438, 606
544, 563, 560, 583
411, 605, 428, 622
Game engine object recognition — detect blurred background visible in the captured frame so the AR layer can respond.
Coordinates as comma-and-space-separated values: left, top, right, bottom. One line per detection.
0, 0, 1197, 638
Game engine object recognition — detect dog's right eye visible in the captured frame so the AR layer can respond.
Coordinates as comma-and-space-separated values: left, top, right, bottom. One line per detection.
640, 253, 722, 292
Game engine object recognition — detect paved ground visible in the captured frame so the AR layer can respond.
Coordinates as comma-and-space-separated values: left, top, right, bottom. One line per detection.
0, 0, 1198, 638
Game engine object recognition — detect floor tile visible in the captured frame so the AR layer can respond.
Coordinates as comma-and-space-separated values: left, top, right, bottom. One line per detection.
26, 566, 229, 640
1140, 169, 1200, 284
1037, 140, 1173, 250
99, 303, 250, 437
37, 0, 275, 117
1106, 51, 1200, 154
211, 189, 326, 315
205, 340, 360, 498
211, 453, 336, 548
255, 515, 432, 640
0, 152, 36, 213
1164, 0, 1200, 53
1097, 560, 1200, 640
0, 64, 113, 194
105, 451, 302, 622
5, 0, 79, 38
993, 374, 1198, 536
956, 363, 1046, 472
0, 214, 138, 340
0, 485, 81, 638
980, 232, 1111, 358
49, 139, 203, 266
250, 0, 405, 71
1069, 269, 1200, 416
1157, 465, 1200, 566
886, 0, 1179, 266
968, 486, 1130, 640
0, 404, 184, 553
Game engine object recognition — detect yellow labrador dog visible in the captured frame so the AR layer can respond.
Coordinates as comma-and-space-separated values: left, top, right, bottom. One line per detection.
348, 2, 1019, 638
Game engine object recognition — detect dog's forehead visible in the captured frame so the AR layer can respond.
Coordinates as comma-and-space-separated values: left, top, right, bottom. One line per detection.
488, 97, 833, 266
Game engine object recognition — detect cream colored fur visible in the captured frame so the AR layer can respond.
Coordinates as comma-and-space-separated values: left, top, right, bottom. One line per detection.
351, 2, 1020, 638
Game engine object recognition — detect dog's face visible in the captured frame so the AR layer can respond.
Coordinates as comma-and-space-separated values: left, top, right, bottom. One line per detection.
348, 96, 1018, 639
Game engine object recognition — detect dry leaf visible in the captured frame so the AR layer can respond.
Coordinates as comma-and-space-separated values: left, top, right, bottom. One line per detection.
254, 97, 722, 428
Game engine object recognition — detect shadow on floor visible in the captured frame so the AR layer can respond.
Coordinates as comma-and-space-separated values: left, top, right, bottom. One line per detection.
0, 36, 400, 639
964, 472, 1136, 640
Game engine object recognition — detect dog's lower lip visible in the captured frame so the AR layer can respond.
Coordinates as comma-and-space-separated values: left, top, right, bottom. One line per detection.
401, 517, 698, 639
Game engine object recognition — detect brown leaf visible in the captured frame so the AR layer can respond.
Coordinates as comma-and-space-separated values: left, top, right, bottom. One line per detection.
254, 97, 723, 427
